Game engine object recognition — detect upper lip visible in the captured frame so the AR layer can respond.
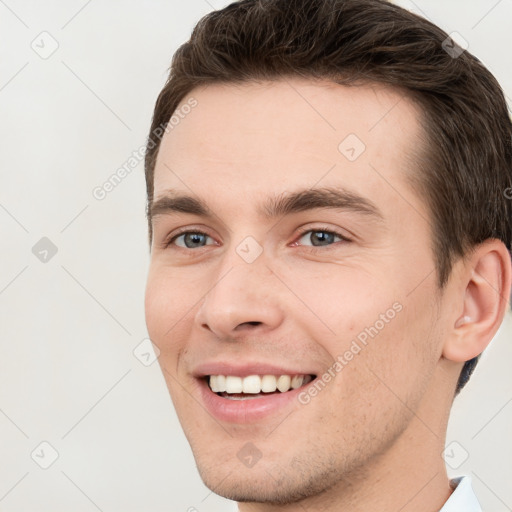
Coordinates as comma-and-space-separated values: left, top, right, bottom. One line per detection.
192, 361, 318, 378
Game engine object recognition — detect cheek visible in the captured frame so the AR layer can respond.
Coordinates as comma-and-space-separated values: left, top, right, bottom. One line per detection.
351, 290, 440, 410
144, 272, 188, 405
317, 307, 436, 447
293, 264, 437, 399
144, 266, 194, 346
288, 262, 401, 342
144, 273, 168, 342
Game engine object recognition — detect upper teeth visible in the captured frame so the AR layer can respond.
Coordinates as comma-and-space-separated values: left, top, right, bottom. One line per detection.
209, 374, 310, 394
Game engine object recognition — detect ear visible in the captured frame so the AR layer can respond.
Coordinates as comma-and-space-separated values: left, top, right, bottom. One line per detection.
443, 239, 511, 363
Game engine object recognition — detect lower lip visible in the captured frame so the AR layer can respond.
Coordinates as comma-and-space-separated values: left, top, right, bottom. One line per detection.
197, 378, 311, 424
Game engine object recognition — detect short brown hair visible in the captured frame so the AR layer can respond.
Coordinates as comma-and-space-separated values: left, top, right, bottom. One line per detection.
144, 0, 512, 393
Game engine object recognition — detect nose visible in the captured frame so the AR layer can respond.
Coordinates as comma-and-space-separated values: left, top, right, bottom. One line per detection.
194, 249, 285, 339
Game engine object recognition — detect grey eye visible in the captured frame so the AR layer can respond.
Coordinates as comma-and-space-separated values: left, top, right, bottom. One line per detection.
298, 230, 343, 247
174, 232, 213, 249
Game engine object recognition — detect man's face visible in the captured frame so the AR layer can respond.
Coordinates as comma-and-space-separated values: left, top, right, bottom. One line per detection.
145, 79, 449, 503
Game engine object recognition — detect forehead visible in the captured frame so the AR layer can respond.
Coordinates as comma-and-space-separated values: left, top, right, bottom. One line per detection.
153, 78, 426, 220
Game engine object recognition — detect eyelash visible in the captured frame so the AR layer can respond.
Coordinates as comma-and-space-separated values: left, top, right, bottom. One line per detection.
163, 226, 350, 251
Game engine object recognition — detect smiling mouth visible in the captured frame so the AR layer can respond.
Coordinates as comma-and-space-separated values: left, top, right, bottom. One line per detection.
205, 374, 316, 400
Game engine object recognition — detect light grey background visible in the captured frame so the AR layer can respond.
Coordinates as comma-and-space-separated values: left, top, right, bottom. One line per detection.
0, 1, 511, 511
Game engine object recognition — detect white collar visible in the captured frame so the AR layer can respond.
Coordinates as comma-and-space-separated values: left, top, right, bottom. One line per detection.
440, 476, 482, 511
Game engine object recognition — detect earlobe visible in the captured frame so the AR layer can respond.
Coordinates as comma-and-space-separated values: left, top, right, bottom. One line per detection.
443, 240, 511, 363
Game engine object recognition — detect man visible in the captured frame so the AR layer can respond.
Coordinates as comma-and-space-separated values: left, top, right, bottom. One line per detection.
143, 0, 512, 510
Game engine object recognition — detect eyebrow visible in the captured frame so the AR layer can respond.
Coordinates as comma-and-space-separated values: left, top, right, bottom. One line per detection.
149, 186, 384, 223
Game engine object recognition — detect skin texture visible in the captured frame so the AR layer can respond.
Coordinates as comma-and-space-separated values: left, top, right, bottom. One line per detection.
144, 79, 510, 511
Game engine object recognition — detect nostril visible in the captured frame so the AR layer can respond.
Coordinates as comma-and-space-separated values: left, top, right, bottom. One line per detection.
237, 321, 262, 329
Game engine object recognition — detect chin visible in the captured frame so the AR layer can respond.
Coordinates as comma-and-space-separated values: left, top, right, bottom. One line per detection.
193, 450, 348, 506
198, 470, 309, 505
